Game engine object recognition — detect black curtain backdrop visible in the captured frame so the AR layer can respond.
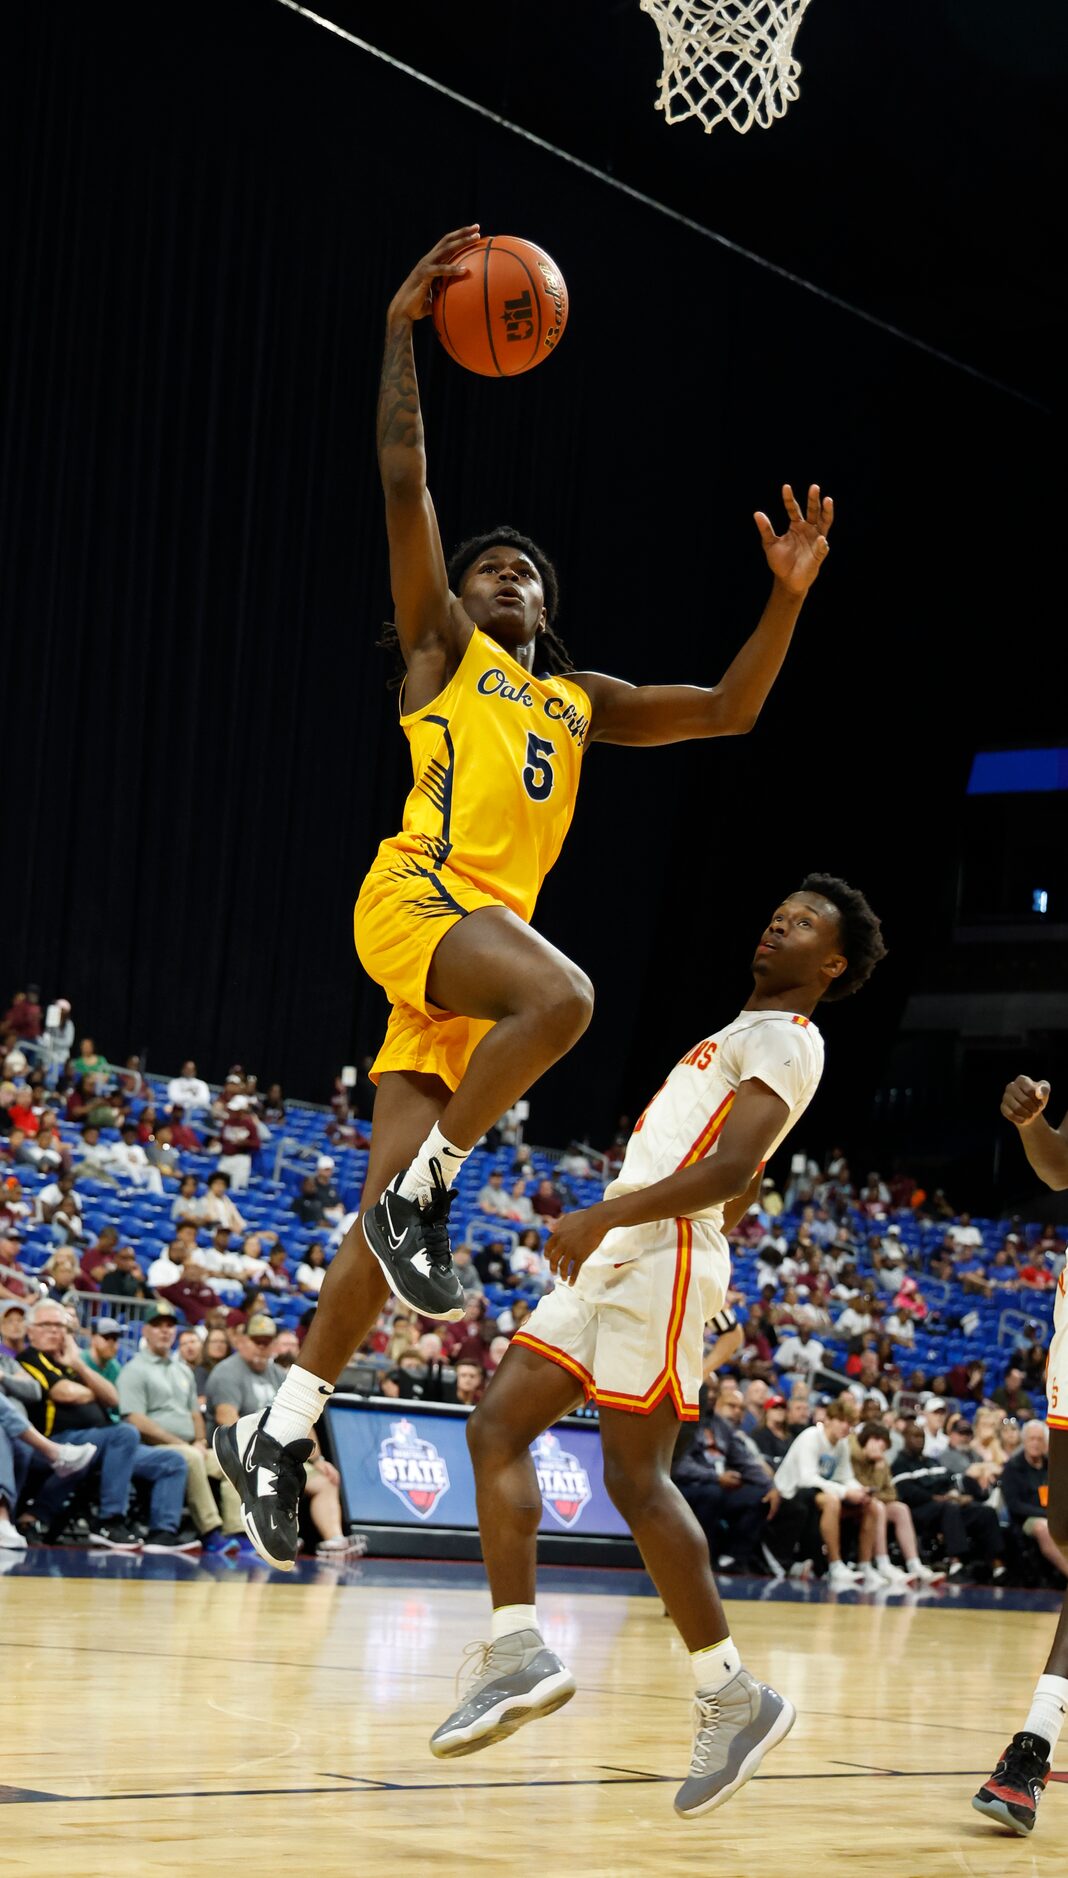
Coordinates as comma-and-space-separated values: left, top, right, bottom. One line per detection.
2, 1, 1055, 1156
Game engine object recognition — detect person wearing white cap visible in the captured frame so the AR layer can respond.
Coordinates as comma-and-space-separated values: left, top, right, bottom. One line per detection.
216, 1097, 259, 1192
313, 1157, 344, 1226
40, 1000, 75, 1087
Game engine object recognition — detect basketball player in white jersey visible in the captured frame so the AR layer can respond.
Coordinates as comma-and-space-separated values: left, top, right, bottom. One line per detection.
973, 1073, 1068, 1836
431, 874, 886, 1819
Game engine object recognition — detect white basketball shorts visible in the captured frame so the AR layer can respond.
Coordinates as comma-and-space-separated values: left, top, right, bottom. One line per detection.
1047, 1275, 1067, 1432
512, 1216, 729, 1421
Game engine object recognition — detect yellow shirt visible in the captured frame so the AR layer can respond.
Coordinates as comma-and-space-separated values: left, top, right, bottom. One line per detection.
372, 627, 593, 923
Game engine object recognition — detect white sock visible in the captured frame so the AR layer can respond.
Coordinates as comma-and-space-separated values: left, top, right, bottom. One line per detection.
395, 1124, 470, 1207
491, 1603, 539, 1643
691, 1635, 740, 1695
876, 1554, 893, 1572
262, 1365, 334, 1447
1024, 1673, 1068, 1753
906, 1558, 923, 1574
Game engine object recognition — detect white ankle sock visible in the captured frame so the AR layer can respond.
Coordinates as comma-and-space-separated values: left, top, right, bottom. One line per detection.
491, 1603, 539, 1642
876, 1555, 893, 1572
690, 1635, 740, 1695
263, 1365, 334, 1447
1024, 1673, 1068, 1753
395, 1124, 470, 1207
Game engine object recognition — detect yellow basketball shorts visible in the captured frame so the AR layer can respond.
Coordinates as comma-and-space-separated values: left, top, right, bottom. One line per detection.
513, 1218, 730, 1421
354, 857, 506, 1093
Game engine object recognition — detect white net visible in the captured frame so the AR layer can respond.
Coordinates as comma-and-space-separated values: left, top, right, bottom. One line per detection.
639, 0, 814, 134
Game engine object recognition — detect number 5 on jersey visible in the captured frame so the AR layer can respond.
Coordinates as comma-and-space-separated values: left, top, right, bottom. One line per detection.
523, 732, 556, 801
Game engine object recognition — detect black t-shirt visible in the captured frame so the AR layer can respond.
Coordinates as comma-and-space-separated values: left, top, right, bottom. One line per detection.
753, 1426, 793, 1464
18, 1347, 111, 1436
474, 1246, 511, 1286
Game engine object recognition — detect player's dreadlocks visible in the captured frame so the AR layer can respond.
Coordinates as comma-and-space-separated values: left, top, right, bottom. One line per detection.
797, 873, 888, 1002
377, 525, 574, 685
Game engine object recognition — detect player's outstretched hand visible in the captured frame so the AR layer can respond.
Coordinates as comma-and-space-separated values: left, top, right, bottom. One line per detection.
754, 483, 833, 595
387, 226, 480, 326
1001, 1075, 1051, 1129
546, 1205, 610, 1286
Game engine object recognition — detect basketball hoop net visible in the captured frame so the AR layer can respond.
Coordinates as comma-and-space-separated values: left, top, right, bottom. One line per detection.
639, 0, 813, 134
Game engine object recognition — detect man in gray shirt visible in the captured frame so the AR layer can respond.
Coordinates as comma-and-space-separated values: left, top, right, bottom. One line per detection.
118, 1307, 242, 1551
205, 1316, 286, 1431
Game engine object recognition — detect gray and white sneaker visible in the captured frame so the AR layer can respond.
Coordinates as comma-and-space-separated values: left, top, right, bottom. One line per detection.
51, 1443, 97, 1479
675, 1668, 796, 1818
430, 1628, 576, 1759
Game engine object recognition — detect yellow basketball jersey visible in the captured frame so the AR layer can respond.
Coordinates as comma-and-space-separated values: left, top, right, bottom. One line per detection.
373, 626, 592, 922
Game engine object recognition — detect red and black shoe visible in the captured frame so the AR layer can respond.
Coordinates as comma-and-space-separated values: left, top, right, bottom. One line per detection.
972, 1731, 1051, 1835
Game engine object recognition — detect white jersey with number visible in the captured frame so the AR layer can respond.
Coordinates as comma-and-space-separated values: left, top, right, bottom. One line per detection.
607, 1008, 826, 1228
515, 1006, 825, 1420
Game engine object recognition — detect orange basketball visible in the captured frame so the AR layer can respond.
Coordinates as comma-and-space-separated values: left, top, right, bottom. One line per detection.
432, 235, 568, 378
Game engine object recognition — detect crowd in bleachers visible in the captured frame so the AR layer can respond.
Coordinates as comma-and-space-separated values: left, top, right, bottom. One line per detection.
1, 984, 1065, 1588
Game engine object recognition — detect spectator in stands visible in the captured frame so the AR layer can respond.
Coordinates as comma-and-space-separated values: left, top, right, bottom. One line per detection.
774, 1323, 825, 1382
1015, 1325, 1052, 1394
920, 1396, 950, 1455
941, 1415, 1001, 1495
18, 1299, 190, 1551
890, 1418, 1005, 1582
477, 1170, 513, 1219
296, 1244, 328, 1296
270, 1330, 300, 1370
673, 1386, 777, 1577
170, 1174, 202, 1224
263, 1083, 286, 1126
785, 1388, 812, 1437
752, 1394, 791, 1464
156, 1259, 222, 1326
473, 1239, 517, 1290
311, 1157, 344, 1226
451, 1245, 484, 1298
1000, 1422, 1068, 1583
531, 1178, 563, 1222
505, 1178, 535, 1226
146, 1123, 182, 1182
450, 1359, 486, 1407
163, 1108, 200, 1156
110, 1123, 164, 1195
40, 1248, 83, 1309
993, 1365, 1035, 1419
21, 1121, 66, 1176
176, 1329, 203, 1372
849, 1422, 940, 1584
772, 1400, 870, 1588
846, 1349, 889, 1409
193, 1328, 233, 1401
292, 1176, 325, 1226
68, 1124, 120, 1188
37, 1173, 84, 1243
196, 1172, 247, 1234
259, 1246, 292, 1293
3, 990, 42, 1043
216, 1096, 260, 1191
168, 1061, 211, 1116
204, 1315, 285, 1430
509, 1228, 548, 1294
947, 1211, 982, 1249
38, 999, 74, 1085
1000, 1418, 1022, 1458
117, 1308, 242, 1554
84, 1320, 123, 1388
740, 1379, 769, 1436
0, 1301, 32, 1360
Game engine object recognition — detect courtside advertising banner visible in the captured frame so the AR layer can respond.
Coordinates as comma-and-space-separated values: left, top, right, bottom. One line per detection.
326, 1398, 629, 1537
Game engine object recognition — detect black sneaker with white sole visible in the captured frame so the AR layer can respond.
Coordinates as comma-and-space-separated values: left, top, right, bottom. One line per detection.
362, 1164, 464, 1321
88, 1520, 142, 1552
142, 1530, 203, 1554
213, 1409, 313, 1570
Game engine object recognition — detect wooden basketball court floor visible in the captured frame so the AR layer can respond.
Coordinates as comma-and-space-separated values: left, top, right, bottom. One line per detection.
2, 1553, 1064, 1877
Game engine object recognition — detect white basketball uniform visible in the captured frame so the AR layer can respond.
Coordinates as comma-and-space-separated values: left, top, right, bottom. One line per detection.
514, 1008, 825, 1419
1047, 1270, 1067, 1432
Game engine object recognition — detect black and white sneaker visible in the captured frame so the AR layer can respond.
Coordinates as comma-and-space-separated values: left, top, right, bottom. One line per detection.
362, 1164, 464, 1321
88, 1520, 142, 1552
213, 1409, 313, 1571
142, 1530, 202, 1554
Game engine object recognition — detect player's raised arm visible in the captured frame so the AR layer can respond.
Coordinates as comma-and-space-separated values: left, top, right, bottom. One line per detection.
546, 1079, 790, 1284
578, 484, 833, 747
1002, 1077, 1068, 1190
377, 227, 479, 670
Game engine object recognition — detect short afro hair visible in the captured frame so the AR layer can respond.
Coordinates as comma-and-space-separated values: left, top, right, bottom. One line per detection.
796, 872, 887, 1003
447, 526, 560, 624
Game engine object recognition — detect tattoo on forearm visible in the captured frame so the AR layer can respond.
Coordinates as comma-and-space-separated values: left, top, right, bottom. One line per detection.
377, 324, 423, 458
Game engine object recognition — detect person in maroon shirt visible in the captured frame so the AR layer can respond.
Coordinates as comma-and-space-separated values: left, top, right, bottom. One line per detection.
530, 1178, 563, 1221
157, 1261, 221, 1325
168, 1107, 206, 1152
3, 992, 42, 1042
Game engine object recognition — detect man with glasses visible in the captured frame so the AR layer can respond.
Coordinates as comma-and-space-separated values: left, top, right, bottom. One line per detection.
18, 1301, 191, 1552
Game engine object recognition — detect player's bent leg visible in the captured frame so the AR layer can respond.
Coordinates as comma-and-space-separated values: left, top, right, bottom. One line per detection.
216, 1072, 449, 1570
425, 907, 594, 1152
974, 1429, 1068, 1835
597, 1400, 795, 1820
430, 1346, 583, 1760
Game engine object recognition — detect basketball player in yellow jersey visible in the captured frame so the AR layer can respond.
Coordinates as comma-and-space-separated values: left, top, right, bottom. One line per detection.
214, 226, 834, 1570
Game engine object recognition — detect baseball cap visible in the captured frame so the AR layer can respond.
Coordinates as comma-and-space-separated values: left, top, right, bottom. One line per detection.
316, 1155, 335, 1172
145, 1304, 179, 1326
228, 1095, 249, 1111
886, 1224, 901, 1236
765, 1393, 786, 1409
0, 1298, 28, 1316
95, 1317, 123, 1336
246, 1312, 278, 1339
921, 1393, 946, 1411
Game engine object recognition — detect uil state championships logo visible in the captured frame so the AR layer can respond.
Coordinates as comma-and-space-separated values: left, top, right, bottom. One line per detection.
377, 1419, 451, 1519
532, 1430, 592, 1528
